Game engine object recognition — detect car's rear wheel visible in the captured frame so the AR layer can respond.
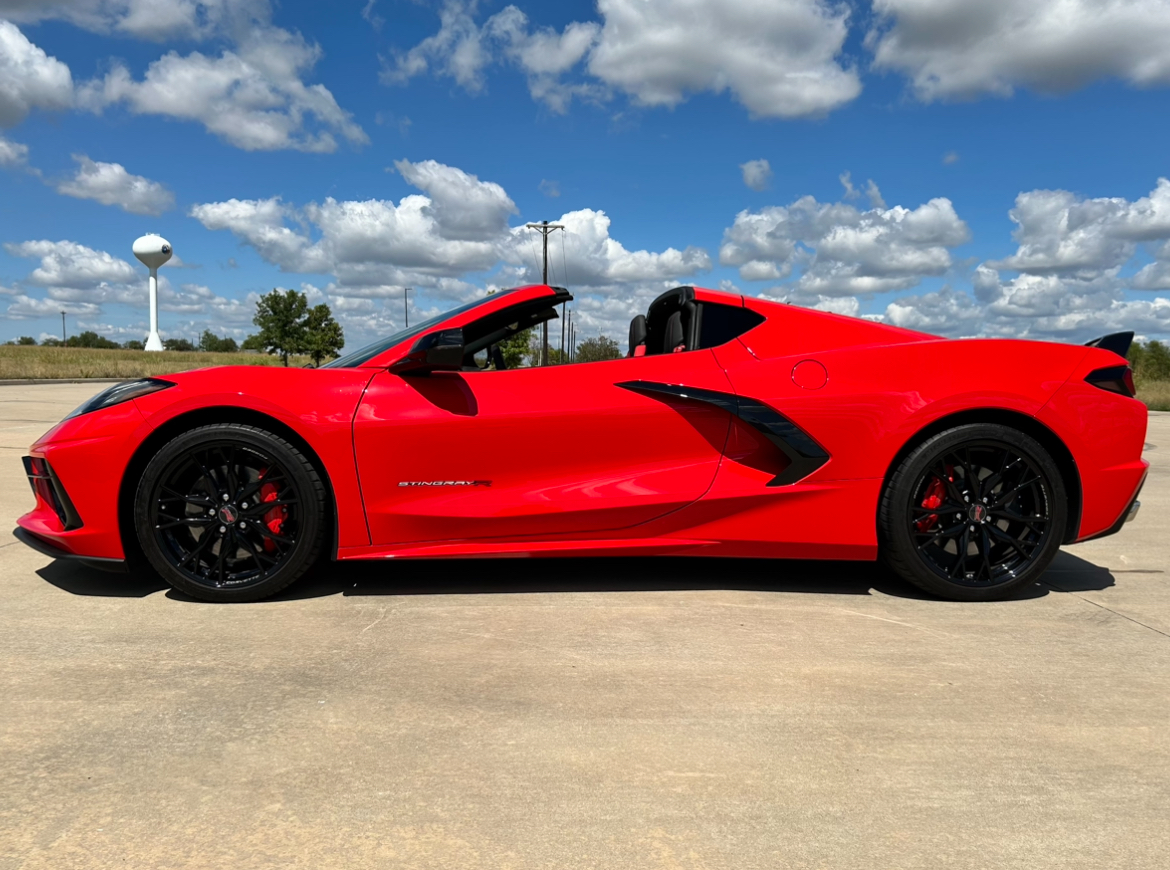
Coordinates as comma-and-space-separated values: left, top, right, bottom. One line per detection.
134, 424, 326, 602
879, 424, 1067, 601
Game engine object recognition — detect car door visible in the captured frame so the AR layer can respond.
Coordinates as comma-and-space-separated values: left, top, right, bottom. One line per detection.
353, 350, 734, 544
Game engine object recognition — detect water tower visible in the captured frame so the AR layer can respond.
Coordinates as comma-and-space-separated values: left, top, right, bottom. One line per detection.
132, 234, 171, 351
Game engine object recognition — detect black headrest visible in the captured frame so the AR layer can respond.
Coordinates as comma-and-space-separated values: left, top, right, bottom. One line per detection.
629, 314, 647, 350
664, 311, 684, 353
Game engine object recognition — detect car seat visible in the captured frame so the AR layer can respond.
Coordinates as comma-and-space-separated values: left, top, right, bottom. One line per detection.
628, 314, 647, 357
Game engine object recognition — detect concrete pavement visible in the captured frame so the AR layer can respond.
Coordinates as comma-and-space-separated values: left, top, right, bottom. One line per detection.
1, 384, 1167, 869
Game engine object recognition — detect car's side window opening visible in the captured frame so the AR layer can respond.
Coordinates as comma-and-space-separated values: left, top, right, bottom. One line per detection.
630, 288, 764, 357
459, 289, 571, 371
698, 303, 765, 349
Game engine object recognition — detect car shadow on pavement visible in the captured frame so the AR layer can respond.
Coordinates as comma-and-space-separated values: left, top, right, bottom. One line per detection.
37, 558, 169, 597
36, 548, 1116, 603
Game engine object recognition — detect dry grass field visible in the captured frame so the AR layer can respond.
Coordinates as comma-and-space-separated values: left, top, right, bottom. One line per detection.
1138, 379, 1170, 411
0, 345, 312, 379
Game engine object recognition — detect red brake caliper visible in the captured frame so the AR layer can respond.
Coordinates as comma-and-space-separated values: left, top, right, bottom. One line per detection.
257, 471, 285, 552
915, 470, 950, 533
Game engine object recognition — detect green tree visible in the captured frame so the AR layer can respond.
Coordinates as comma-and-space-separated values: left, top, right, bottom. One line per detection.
1127, 341, 1145, 373
302, 304, 345, 367
199, 329, 239, 353
17, 336, 35, 345
163, 337, 196, 352
575, 335, 621, 363
240, 333, 265, 351
497, 327, 533, 368
123, 339, 145, 350
41, 337, 62, 347
254, 288, 309, 366
66, 330, 120, 349
1140, 340, 1170, 382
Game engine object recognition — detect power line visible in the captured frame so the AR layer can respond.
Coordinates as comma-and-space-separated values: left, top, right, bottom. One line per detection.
559, 231, 569, 363
524, 220, 564, 366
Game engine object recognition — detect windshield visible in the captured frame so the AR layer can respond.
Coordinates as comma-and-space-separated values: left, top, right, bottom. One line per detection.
324, 288, 520, 368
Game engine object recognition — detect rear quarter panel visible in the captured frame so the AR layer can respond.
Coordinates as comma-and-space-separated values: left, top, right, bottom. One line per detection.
721, 337, 1089, 483
698, 337, 1092, 555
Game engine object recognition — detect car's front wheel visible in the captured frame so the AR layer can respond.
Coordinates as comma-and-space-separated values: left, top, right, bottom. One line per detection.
134, 423, 326, 602
879, 424, 1067, 601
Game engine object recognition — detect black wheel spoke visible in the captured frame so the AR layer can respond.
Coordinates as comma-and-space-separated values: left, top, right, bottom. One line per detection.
977, 450, 1013, 501
213, 532, 229, 585
242, 498, 298, 515
913, 500, 964, 518
932, 462, 968, 508
250, 519, 294, 549
978, 526, 993, 582
160, 485, 215, 508
950, 527, 971, 578
994, 475, 1040, 508
987, 525, 1040, 559
237, 532, 279, 570
915, 521, 966, 549
156, 515, 214, 531
217, 446, 238, 500
236, 467, 287, 504
177, 530, 215, 570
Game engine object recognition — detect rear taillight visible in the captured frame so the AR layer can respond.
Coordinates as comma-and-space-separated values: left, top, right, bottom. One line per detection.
1085, 365, 1136, 398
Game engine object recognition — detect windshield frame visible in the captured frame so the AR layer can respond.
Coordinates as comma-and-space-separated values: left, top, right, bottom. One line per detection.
323, 287, 524, 369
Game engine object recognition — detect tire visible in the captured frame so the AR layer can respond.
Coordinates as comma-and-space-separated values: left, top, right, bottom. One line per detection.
134, 423, 327, 602
879, 424, 1067, 602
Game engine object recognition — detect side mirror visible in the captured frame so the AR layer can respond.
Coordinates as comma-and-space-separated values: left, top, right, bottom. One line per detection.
390, 328, 465, 376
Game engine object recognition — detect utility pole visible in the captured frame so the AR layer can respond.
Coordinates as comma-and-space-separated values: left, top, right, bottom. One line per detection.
404, 287, 411, 329
60, 311, 66, 343
524, 219, 564, 365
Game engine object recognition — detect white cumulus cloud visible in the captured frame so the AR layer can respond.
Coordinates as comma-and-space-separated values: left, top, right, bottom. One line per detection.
55, 154, 175, 215
76, 26, 366, 152
588, 0, 860, 118
0, 21, 74, 127
0, 0, 273, 42
989, 179, 1170, 285
191, 160, 517, 288
0, 134, 30, 167
870, 0, 1170, 101
721, 191, 970, 295
385, 0, 861, 118
740, 159, 772, 192
505, 208, 711, 289
5, 239, 140, 289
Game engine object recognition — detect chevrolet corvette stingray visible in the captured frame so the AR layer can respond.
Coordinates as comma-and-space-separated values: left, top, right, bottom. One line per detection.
15, 284, 1148, 602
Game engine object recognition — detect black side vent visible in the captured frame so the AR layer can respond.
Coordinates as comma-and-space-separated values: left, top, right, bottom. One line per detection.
615, 381, 829, 486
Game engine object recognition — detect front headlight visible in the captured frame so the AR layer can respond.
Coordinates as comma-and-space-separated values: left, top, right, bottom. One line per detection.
65, 378, 175, 420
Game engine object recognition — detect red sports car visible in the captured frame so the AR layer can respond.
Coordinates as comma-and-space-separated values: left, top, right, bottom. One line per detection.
15, 284, 1148, 603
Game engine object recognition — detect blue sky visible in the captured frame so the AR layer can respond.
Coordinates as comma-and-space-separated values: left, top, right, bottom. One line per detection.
3, 0, 1170, 351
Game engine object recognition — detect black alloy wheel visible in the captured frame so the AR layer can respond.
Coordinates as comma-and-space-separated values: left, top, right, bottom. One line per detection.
135, 424, 326, 602
879, 424, 1067, 601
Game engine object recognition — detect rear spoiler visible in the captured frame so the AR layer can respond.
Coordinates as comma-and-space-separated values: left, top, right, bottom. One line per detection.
1084, 331, 1134, 358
